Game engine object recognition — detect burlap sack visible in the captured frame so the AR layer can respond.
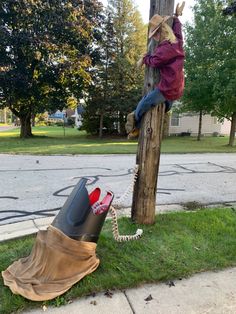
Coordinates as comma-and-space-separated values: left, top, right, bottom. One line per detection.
2, 225, 99, 301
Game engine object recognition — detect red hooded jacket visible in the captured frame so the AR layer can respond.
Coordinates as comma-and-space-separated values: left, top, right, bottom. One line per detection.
143, 17, 185, 101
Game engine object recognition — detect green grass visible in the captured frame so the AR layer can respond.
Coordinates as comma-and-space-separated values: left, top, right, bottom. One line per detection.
0, 207, 236, 314
0, 126, 235, 154
0, 127, 138, 154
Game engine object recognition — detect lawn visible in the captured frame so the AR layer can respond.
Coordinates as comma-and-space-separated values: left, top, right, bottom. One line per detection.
0, 207, 236, 314
0, 126, 235, 154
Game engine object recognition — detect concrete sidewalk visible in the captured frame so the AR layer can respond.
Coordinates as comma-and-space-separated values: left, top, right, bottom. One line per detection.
23, 267, 236, 314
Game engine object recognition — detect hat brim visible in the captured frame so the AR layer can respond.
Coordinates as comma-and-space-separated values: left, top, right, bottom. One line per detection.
148, 15, 171, 39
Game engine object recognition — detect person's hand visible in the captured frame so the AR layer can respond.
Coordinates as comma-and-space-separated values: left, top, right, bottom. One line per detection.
136, 54, 146, 68
137, 57, 143, 68
175, 1, 185, 17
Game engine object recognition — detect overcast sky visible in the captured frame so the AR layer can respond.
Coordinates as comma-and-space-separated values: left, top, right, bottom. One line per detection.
101, 0, 195, 24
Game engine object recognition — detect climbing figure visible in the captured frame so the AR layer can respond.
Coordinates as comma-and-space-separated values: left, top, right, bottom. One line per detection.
125, 2, 185, 139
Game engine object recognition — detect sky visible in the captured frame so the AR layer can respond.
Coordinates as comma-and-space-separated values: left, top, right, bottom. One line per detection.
101, 0, 195, 24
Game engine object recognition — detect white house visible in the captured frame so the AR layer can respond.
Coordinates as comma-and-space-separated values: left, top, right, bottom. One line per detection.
169, 112, 231, 136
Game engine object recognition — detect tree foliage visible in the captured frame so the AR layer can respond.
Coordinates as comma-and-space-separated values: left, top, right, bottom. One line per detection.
0, 0, 103, 137
83, 0, 147, 136
183, 0, 236, 145
82, 10, 117, 136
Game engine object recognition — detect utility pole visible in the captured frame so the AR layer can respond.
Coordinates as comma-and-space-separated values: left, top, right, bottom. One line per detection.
131, 0, 175, 224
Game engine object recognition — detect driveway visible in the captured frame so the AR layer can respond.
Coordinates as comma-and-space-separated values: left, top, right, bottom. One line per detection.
0, 153, 235, 225
0, 125, 18, 132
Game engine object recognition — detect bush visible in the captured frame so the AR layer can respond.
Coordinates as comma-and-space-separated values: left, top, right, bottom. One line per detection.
179, 132, 191, 137
36, 121, 47, 126
46, 121, 56, 126
46, 120, 64, 127
55, 121, 64, 127
66, 117, 75, 127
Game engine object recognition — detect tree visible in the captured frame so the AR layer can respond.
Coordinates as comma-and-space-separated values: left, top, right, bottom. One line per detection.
183, 0, 236, 145
82, 0, 146, 137
212, 1, 236, 146
108, 0, 147, 134
0, 0, 103, 138
82, 10, 117, 137
183, 0, 226, 140
183, 14, 216, 140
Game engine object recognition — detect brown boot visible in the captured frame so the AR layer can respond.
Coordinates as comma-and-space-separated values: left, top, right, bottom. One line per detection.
128, 128, 139, 139
125, 112, 135, 134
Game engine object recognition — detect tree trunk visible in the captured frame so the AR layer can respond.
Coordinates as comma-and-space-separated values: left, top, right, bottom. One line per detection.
31, 113, 35, 127
99, 112, 104, 139
20, 113, 33, 138
3, 108, 7, 124
197, 110, 203, 141
131, 0, 175, 224
119, 111, 126, 136
229, 112, 236, 147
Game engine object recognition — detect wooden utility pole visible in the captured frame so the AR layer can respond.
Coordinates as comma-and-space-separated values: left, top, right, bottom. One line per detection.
131, 0, 175, 224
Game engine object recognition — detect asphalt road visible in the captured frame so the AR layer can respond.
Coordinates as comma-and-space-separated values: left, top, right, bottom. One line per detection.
0, 153, 236, 225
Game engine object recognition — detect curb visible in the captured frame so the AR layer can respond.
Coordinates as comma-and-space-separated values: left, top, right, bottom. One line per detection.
1, 202, 235, 243
0, 204, 184, 242
0, 217, 54, 242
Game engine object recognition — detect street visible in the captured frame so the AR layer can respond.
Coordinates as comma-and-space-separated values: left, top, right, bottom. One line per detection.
0, 153, 236, 225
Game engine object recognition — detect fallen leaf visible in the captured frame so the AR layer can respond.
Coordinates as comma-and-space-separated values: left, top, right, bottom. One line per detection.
166, 280, 175, 287
90, 300, 97, 305
104, 289, 113, 298
144, 294, 153, 301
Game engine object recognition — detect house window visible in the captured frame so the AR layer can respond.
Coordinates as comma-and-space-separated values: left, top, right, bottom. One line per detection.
171, 112, 180, 126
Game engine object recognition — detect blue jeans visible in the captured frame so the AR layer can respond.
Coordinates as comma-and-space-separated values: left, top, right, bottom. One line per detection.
134, 88, 173, 128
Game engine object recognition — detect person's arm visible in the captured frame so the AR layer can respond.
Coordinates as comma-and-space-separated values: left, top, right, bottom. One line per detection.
143, 45, 174, 68
173, 1, 185, 42
172, 17, 183, 42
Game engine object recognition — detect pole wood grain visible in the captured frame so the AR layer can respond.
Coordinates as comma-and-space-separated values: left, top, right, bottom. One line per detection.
131, 0, 175, 224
